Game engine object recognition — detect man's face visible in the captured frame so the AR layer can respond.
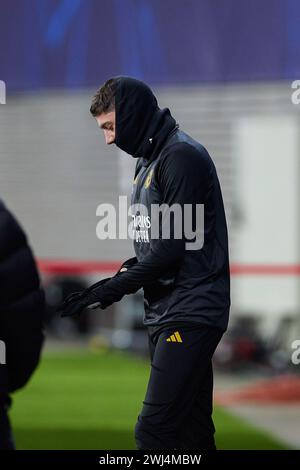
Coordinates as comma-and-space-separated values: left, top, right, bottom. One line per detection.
95, 111, 116, 145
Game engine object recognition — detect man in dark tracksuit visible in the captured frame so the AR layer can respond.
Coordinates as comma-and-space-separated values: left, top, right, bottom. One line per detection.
0, 200, 45, 449
60, 77, 230, 450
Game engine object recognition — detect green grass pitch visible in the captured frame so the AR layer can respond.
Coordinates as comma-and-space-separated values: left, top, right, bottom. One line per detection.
10, 349, 287, 450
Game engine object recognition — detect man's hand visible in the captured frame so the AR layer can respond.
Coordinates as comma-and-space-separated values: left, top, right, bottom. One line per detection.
117, 256, 138, 273
58, 258, 138, 318
58, 277, 111, 318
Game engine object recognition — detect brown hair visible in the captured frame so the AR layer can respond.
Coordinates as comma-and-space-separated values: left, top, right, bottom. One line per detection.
90, 78, 117, 117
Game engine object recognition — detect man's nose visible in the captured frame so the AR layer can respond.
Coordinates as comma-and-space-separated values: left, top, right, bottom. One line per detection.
104, 131, 113, 145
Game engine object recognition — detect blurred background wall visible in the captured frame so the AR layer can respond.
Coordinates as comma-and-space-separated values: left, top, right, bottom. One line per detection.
1, 0, 300, 358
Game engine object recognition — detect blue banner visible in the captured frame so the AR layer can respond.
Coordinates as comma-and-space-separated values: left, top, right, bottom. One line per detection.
0, 0, 299, 90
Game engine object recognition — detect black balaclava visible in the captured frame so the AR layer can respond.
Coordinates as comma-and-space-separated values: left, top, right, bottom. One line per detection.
114, 76, 177, 164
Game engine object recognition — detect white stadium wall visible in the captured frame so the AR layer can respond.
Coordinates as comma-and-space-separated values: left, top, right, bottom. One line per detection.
0, 82, 299, 324
233, 116, 300, 322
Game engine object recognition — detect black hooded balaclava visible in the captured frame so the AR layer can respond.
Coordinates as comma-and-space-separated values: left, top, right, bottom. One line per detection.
114, 76, 177, 164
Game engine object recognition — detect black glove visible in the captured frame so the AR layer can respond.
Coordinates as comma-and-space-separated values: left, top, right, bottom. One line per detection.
117, 256, 138, 273
58, 257, 138, 318
58, 277, 111, 318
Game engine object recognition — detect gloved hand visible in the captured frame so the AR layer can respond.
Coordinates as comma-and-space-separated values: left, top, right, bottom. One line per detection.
59, 257, 138, 318
117, 256, 138, 273
57, 277, 111, 318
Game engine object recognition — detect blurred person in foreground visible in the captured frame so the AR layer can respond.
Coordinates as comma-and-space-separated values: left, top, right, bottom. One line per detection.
0, 200, 44, 449
59, 77, 230, 450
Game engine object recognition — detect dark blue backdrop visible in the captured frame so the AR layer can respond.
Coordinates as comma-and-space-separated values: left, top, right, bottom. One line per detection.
0, 0, 299, 90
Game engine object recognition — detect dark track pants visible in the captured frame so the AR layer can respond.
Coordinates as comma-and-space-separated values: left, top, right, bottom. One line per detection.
135, 323, 223, 450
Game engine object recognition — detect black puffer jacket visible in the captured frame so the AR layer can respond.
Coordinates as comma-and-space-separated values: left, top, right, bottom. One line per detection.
0, 200, 44, 399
